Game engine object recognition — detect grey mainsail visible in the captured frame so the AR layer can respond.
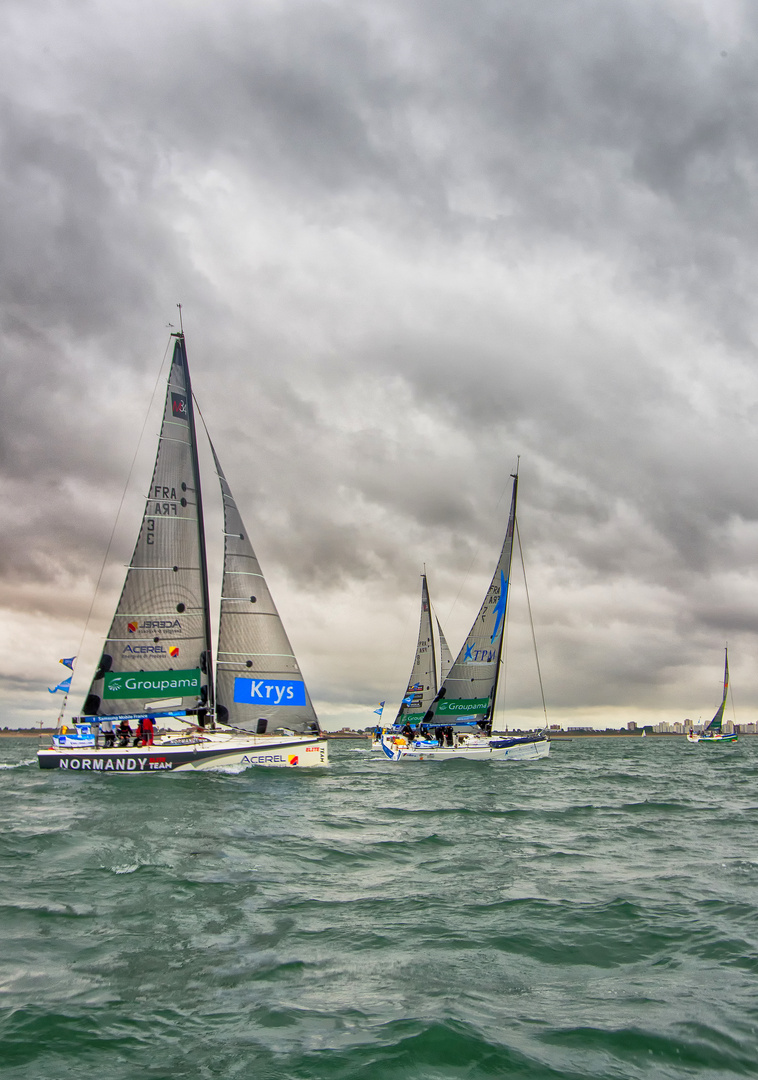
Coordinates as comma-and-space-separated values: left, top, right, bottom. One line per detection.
424, 473, 518, 725
212, 445, 320, 735
82, 336, 211, 717
437, 616, 454, 683
395, 573, 438, 723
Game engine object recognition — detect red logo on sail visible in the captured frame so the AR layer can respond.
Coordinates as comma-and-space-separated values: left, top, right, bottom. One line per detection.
169, 646, 179, 657
171, 393, 187, 418
127, 622, 138, 634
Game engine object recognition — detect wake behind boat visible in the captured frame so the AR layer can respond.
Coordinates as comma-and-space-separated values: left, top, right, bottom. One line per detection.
39, 329, 328, 772
685, 648, 737, 745
380, 468, 549, 763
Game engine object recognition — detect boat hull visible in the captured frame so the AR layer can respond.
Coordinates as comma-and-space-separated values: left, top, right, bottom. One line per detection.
380, 735, 550, 762
685, 732, 737, 744
37, 735, 329, 772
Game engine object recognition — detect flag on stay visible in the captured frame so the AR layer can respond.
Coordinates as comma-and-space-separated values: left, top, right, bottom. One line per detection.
373, 701, 385, 715
48, 676, 72, 695
59, 657, 76, 671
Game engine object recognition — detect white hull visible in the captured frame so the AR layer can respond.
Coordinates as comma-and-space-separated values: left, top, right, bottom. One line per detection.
380, 735, 550, 762
38, 729, 329, 772
685, 731, 737, 744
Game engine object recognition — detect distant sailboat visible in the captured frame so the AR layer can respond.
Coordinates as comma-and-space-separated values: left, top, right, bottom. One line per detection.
395, 573, 439, 724
39, 330, 328, 772
686, 648, 737, 744
381, 468, 550, 762
371, 572, 443, 749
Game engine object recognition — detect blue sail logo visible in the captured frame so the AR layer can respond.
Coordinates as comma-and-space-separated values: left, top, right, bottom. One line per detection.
491, 571, 508, 643
233, 677, 306, 707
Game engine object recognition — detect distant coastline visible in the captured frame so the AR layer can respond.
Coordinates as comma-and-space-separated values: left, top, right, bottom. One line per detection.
3, 729, 753, 739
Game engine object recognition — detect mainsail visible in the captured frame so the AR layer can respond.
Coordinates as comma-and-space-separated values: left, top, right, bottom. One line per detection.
83, 336, 211, 718
704, 648, 729, 733
424, 472, 518, 725
212, 445, 319, 735
395, 573, 438, 723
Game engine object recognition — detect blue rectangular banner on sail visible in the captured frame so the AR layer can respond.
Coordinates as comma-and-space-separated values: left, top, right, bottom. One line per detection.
233, 677, 307, 707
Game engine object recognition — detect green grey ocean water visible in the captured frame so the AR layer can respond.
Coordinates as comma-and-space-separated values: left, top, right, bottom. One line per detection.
1, 735, 757, 1079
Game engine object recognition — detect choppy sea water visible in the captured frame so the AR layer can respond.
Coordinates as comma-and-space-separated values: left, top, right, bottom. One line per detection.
1, 735, 757, 1080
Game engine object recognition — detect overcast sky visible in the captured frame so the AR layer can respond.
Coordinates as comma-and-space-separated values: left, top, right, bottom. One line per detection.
2, 0, 758, 730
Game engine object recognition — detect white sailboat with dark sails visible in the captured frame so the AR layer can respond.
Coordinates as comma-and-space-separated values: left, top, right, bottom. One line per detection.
381, 468, 550, 762
685, 648, 737, 744
38, 331, 328, 772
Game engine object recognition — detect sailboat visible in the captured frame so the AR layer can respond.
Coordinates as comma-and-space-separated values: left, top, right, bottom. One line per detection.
381, 469, 550, 762
38, 331, 328, 772
371, 572, 442, 749
685, 648, 737, 744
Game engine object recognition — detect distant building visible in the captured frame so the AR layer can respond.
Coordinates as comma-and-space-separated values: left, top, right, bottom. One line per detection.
627, 721, 637, 731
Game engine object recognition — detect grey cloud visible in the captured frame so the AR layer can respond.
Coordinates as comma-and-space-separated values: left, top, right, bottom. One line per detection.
2, 0, 758, 724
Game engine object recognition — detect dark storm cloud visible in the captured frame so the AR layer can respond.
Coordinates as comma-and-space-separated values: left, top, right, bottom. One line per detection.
2, 0, 758, 724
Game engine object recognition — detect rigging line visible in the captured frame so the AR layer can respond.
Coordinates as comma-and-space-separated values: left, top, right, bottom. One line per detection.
516, 517, 549, 731
63, 336, 174, 721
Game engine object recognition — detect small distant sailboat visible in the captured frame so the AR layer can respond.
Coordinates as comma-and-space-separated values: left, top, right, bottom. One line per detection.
371, 572, 441, 750
381, 468, 550, 762
38, 329, 328, 772
685, 648, 737, 744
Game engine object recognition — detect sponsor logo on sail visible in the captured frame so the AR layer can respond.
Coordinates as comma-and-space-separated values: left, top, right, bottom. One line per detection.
436, 697, 489, 715
169, 646, 179, 657
463, 643, 498, 664
171, 393, 188, 419
491, 571, 508, 643
288, 755, 299, 766
124, 618, 183, 636
103, 668, 201, 699
233, 677, 307, 707
123, 644, 167, 656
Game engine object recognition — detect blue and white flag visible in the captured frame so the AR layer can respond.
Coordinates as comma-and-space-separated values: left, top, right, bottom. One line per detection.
59, 657, 76, 671
48, 676, 72, 695
373, 701, 385, 716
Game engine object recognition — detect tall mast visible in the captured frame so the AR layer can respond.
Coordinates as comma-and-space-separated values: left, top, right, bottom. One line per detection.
175, 331, 215, 715
424, 571, 438, 695
490, 466, 519, 719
